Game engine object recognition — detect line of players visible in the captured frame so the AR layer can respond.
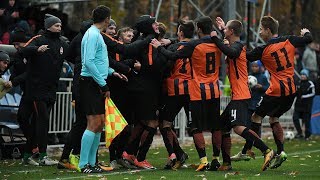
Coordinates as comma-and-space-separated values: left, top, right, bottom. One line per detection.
56, 7, 312, 173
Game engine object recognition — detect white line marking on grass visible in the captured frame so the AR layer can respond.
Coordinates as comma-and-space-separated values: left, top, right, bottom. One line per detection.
45, 149, 320, 180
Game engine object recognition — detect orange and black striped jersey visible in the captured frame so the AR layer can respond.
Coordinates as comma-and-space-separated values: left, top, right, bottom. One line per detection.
158, 36, 221, 101
165, 42, 192, 96
211, 37, 251, 100
247, 33, 312, 97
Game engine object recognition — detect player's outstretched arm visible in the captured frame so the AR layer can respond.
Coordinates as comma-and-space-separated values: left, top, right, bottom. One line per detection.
151, 39, 193, 60
288, 28, 313, 47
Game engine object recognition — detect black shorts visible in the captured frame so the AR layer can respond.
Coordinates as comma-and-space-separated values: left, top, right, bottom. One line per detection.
79, 76, 105, 115
127, 91, 159, 123
159, 95, 190, 122
255, 94, 295, 118
220, 99, 249, 131
190, 98, 220, 131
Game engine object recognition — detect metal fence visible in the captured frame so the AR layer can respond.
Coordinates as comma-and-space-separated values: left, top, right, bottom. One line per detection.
47, 78, 295, 143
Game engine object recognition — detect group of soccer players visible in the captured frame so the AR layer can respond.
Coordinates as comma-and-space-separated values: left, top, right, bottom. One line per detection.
56, 5, 312, 173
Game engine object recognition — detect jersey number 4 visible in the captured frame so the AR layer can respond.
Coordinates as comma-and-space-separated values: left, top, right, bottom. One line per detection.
206, 52, 215, 74
270, 47, 292, 72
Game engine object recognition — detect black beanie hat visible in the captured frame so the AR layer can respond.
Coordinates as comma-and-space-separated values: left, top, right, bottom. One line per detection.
0, 51, 10, 63
108, 19, 117, 27
11, 28, 28, 43
44, 14, 61, 29
135, 15, 156, 35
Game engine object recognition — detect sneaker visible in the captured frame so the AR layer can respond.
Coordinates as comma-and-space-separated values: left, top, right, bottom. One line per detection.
40, 156, 58, 166
110, 160, 120, 169
69, 154, 80, 172
218, 164, 232, 171
117, 158, 137, 169
195, 162, 209, 171
261, 149, 275, 171
270, 151, 287, 169
172, 152, 189, 170
57, 159, 77, 170
23, 156, 39, 166
122, 151, 136, 164
164, 153, 177, 169
209, 159, 220, 171
231, 151, 251, 161
81, 164, 102, 173
97, 162, 113, 171
134, 159, 155, 169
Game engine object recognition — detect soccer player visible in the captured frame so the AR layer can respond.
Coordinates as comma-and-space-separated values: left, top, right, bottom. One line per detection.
158, 19, 194, 170
107, 27, 139, 169
105, 19, 117, 36
245, 16, 312, 169
152, 16, 222, 171
78, 5, 126, 173
121, 15, 166, 169
231, 60, 269, 161
210, 17, 275, 171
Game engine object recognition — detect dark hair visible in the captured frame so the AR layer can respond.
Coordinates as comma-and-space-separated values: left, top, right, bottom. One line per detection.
92, 5, 111, 23
158, 22, 167, 39
178, 19, 195, 38
261, 16, 279, 34
227, 20, 243, 36
195, 16, 213, 34
116, 27, 133, 39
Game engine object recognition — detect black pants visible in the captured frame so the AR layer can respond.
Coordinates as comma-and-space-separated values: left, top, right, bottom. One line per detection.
60, 95, 87, 160
17, 95, 36, 154
293, 110, 311, 138
33, 100, 53, 153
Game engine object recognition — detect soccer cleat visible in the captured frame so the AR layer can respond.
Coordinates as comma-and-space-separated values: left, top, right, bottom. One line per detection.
195, 162, 209, 171
117, 158, 137, 169
270, 151, 287, 169
57, 159, 77, 170
164, 153, 177, 169
23, 156, 39, 166
69, 154, 80, 172
261, 149, 275, 171
134, 159, 155, 169
231, 151, 251, 161
40, 156, 58, 166
97, 162, 113, 171
209, 159, 221, 171
81, 164, 102, 173
110, 160, 120, 169
218, 164, 232, 171
172, 152, 189, 170
122, 151, 136, 164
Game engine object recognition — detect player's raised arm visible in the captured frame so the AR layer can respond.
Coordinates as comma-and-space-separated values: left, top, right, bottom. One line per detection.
287, 28, 313, 47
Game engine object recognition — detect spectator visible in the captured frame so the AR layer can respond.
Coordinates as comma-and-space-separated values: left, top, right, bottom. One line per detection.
293, 69, 315, 140
0, 51, 10, 75
302, 42, 318, 82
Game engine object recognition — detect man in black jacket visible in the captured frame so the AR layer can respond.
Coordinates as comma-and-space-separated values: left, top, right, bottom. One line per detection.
21, 14, 68, 166
2, 30, 42, 165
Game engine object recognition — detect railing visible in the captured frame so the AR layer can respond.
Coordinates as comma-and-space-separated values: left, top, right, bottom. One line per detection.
1, 78, 295, 146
